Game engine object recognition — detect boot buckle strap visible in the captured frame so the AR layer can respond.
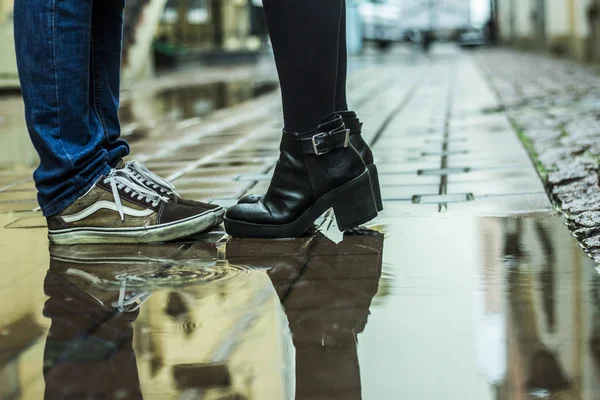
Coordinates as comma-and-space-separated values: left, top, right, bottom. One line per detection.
311, 129, 350, 156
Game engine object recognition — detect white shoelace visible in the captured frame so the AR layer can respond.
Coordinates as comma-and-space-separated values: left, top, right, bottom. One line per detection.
103, 169, 169, 221
65, 268, 151, 313
124, 161, 179, 197
116, 276, 151, 312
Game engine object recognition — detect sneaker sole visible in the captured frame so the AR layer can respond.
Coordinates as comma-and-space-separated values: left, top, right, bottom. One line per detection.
48, 207, 226, 245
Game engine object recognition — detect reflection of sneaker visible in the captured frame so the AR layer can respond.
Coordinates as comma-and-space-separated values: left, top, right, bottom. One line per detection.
43, 268, 144, 399
48, 241, 226, 291
121, 160, 224, 211
47, 169, 224, 245
49, 253, 155, 312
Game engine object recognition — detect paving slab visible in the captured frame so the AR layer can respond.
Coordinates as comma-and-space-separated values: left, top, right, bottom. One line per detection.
0, 46, 592, 400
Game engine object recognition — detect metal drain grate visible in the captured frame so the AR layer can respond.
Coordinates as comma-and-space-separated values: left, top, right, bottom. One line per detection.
412, 193, 475, 204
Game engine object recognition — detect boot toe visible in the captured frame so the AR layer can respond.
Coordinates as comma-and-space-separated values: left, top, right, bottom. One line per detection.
237, 194, 263, 204
226, 203, 276, 225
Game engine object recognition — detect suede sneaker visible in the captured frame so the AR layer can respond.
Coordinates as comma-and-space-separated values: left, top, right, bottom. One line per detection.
47, 169, 223, 245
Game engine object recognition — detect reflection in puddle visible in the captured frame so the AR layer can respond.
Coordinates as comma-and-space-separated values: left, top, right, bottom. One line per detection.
0, 79, 278, 170
119, 80, 278, 143
40, 232, 383, 399
5, 218, 600, 399
143, 81, 277, 120
43, 270, 144, 399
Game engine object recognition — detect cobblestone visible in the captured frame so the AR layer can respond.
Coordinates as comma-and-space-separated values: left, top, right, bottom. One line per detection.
478, 50, 600, 261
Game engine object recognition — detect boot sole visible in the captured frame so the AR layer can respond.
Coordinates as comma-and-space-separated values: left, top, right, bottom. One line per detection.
48, 207, 226, 245
367, 164, 384, 212
224, 170, 378, 238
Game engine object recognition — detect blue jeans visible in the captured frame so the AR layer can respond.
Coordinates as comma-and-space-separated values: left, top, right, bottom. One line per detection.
14, 0, 130, 216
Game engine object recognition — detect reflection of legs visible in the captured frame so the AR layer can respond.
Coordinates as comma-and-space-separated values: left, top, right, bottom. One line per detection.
43, 270, 143, 399
14, 0, 126, 216
269, 234, 384, 399
506, 252, 572, 394
263, 0, 343, 132
90, 0, 130, 164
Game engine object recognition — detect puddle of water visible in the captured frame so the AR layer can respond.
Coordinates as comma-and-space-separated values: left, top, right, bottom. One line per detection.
1, 216, 599, 399
0, 80, 278, 170
119, 80, 278, 144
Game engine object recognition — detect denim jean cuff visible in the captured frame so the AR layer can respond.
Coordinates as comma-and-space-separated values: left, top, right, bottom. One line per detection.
41, 165, 112, 217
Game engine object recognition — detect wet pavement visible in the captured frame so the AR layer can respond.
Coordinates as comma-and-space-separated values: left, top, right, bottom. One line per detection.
477, 50, 600, 263
4, 215, 600, 399
2, 46, 600, 399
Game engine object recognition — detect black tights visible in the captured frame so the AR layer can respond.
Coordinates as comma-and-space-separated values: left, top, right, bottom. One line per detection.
263, 0, 348, 133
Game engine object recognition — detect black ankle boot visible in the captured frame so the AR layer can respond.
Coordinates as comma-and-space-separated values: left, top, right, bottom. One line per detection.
238, 110, 384, 212
224, 115, 378, 238
337, 110, 383, 211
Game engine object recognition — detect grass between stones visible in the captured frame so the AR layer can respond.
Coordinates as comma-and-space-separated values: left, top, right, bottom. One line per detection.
510, 119, 549, 182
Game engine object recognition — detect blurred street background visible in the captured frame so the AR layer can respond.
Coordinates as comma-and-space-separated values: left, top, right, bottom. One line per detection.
5, 1, 600, 399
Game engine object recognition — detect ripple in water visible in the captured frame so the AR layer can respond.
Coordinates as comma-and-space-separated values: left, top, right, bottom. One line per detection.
67, 262, 263, 291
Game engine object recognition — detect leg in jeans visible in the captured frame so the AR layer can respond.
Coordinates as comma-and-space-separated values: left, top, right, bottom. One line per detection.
15, 0, 225, 244
262, 0, 344, 132
13, 0, 129, 217
90, 0, 130, 164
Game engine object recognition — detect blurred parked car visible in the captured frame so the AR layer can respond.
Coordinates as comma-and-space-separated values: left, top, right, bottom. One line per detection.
359, 1, 403, 49
458, 28, 487, 48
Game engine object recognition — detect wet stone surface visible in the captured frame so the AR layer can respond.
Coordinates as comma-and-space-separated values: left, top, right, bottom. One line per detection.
3, 211, 600, 399
1, 47, 595, 399
478, 50, 600, 262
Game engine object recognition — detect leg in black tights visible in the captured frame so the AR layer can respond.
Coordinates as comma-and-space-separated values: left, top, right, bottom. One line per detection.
263, 0, 343, 133
335, 0, 349, 112
225, 0, 379, 238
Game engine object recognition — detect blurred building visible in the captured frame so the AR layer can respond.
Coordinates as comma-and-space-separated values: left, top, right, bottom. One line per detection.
496, 0, 600, 61
0, 0, 18, 88
0, 0, 267, 88
152, 0, 265, 69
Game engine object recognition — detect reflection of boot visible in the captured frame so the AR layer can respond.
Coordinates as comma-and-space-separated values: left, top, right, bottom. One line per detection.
502, 219, 524, 265
284, 233, 383, 400
589, 276, 600, 366
506, 244, 574, 397
527, 349, 570, 391
43, 268, 143, 399
227, 231, 384, 400
225, 235, 313, 298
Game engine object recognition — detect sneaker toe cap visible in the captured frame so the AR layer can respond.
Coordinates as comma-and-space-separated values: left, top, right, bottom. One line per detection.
159, 203, 211, 224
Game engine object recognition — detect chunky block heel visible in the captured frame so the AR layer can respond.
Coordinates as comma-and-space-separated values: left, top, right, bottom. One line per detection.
332, 171, 379, 231
367, 164, 384, 212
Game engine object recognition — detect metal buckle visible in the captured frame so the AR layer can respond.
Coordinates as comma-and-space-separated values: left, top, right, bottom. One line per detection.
312, 132, 330, 156
343, 129, 350, 148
